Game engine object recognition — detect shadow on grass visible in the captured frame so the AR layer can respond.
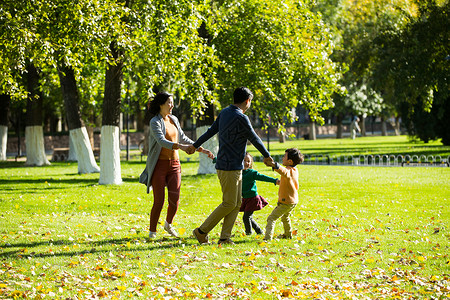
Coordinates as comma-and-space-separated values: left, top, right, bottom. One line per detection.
0, 161, 81, 169
0, 178, 99, 190
0, 236, 236, 259
123, 159, 199, 166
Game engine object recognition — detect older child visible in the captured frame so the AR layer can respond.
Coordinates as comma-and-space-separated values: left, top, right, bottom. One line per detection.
264, 148, 304, 240
240, 152, 279, 236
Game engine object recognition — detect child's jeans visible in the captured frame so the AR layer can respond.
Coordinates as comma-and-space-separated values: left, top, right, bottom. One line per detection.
264, 202, 296, 240
243, 211, 263, 235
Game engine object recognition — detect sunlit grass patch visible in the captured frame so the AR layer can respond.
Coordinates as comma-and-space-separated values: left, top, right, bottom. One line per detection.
0, 138, 449, 298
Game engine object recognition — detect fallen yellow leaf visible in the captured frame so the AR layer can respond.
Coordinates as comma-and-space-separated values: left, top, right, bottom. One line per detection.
179, 227, 186, 235
417, 256, 426, 261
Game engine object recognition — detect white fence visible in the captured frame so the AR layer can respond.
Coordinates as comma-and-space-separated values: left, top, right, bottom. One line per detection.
255, 154, 450, 167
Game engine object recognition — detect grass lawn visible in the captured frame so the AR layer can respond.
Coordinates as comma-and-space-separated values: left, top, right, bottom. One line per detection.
1, 136, 449, 299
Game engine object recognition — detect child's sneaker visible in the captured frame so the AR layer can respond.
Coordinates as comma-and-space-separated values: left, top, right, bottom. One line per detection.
149, 231, 157, 239
164, 221, 178, 237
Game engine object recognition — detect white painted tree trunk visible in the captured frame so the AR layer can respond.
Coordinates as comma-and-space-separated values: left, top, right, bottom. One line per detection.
0, 125, 7, 161
99, 125, 122, 185
196, 125, 218, 175
25, 126, 50, 166
70, 127, 99, 173
142, 125, 149, 155
309, 122, 316, 140
68, 134, 77, 161
381, 121, 387, 136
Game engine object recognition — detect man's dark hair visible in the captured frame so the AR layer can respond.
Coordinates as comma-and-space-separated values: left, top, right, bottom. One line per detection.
149, 91, 172, 115
233, 87, 253, 104
286, 148, 304, 166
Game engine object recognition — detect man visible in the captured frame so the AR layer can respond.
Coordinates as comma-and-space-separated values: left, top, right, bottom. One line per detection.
350, 117, 361, 139
189, 87, 274, 245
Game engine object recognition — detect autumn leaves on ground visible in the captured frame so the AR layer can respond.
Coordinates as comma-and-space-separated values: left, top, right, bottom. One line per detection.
1, 138, 449, 299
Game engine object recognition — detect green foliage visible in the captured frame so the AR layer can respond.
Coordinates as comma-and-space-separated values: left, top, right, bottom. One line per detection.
318, 0, 417, 118
400, 96, 450, 145
209, 0, 340, 126
372, 0, 449, 144
124, 0, 220, 116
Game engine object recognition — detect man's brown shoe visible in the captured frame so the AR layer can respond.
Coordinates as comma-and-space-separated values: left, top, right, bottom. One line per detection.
277, 234, 292, 239
193, 228, 209, 244
218, 238, 234, 245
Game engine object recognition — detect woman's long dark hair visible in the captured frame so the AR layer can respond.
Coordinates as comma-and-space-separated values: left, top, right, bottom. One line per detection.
148, 92, 173, 115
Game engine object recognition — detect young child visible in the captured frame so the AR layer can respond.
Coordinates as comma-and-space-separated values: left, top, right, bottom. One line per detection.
240, 152, 280, 236
264, 148, 304, 240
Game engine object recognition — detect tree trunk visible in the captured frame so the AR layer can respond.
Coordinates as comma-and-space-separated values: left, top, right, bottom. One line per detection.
68, 134, 77, 161
58, 64, 99, 173
196, 102, 217, 175
309, 122, 316, 140
279, 130, 286, 143
381, 116, 387, 136
99, 41, 123, 185
25, 64, 50, 166
99, 125, 122, 184
0, 94, 10, 160
141, 105, 152, 156
195, 21, 218, 174
136, 101, 145, 131
360, 115, 366, 137
395, 116, 401, 136
336, 113, 343, 139
196, 125, 218, 174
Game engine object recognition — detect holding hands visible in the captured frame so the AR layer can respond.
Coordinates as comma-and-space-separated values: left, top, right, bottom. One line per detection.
198, 147, 215, 159
263, 156, 275, 167
186, 145, 197, 155
179, 144, 215, 160
178, 143, 196, 154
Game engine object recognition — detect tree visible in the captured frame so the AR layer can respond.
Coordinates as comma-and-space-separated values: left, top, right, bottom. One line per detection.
0, 0, 109, 168
209, 0, 340, 129
99, 41, 124, 185
119, 0, 220, 176
0, 94, 10, 160
24, 64, 50, 166
45, 0, 110, 173
58, 65, 100, 173
0, 1, 53, 166
344, 83, 384, 136
372, 0, 449, 144
315, 0, 418, 138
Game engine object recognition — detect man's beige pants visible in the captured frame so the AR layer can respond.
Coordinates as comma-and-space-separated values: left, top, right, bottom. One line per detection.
199, 169, 242, 240
264, 202, 296, 240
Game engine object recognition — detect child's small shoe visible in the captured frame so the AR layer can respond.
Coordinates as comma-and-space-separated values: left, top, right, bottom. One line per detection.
149, 231, 157, 239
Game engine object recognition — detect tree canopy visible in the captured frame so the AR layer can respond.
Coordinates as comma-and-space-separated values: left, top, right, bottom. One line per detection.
1, 0, 341, 130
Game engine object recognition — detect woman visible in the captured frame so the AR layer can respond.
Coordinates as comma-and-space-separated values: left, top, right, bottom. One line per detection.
139, 92, 213, 239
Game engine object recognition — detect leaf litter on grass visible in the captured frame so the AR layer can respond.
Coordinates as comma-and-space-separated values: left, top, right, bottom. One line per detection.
1, 158, 449, 298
